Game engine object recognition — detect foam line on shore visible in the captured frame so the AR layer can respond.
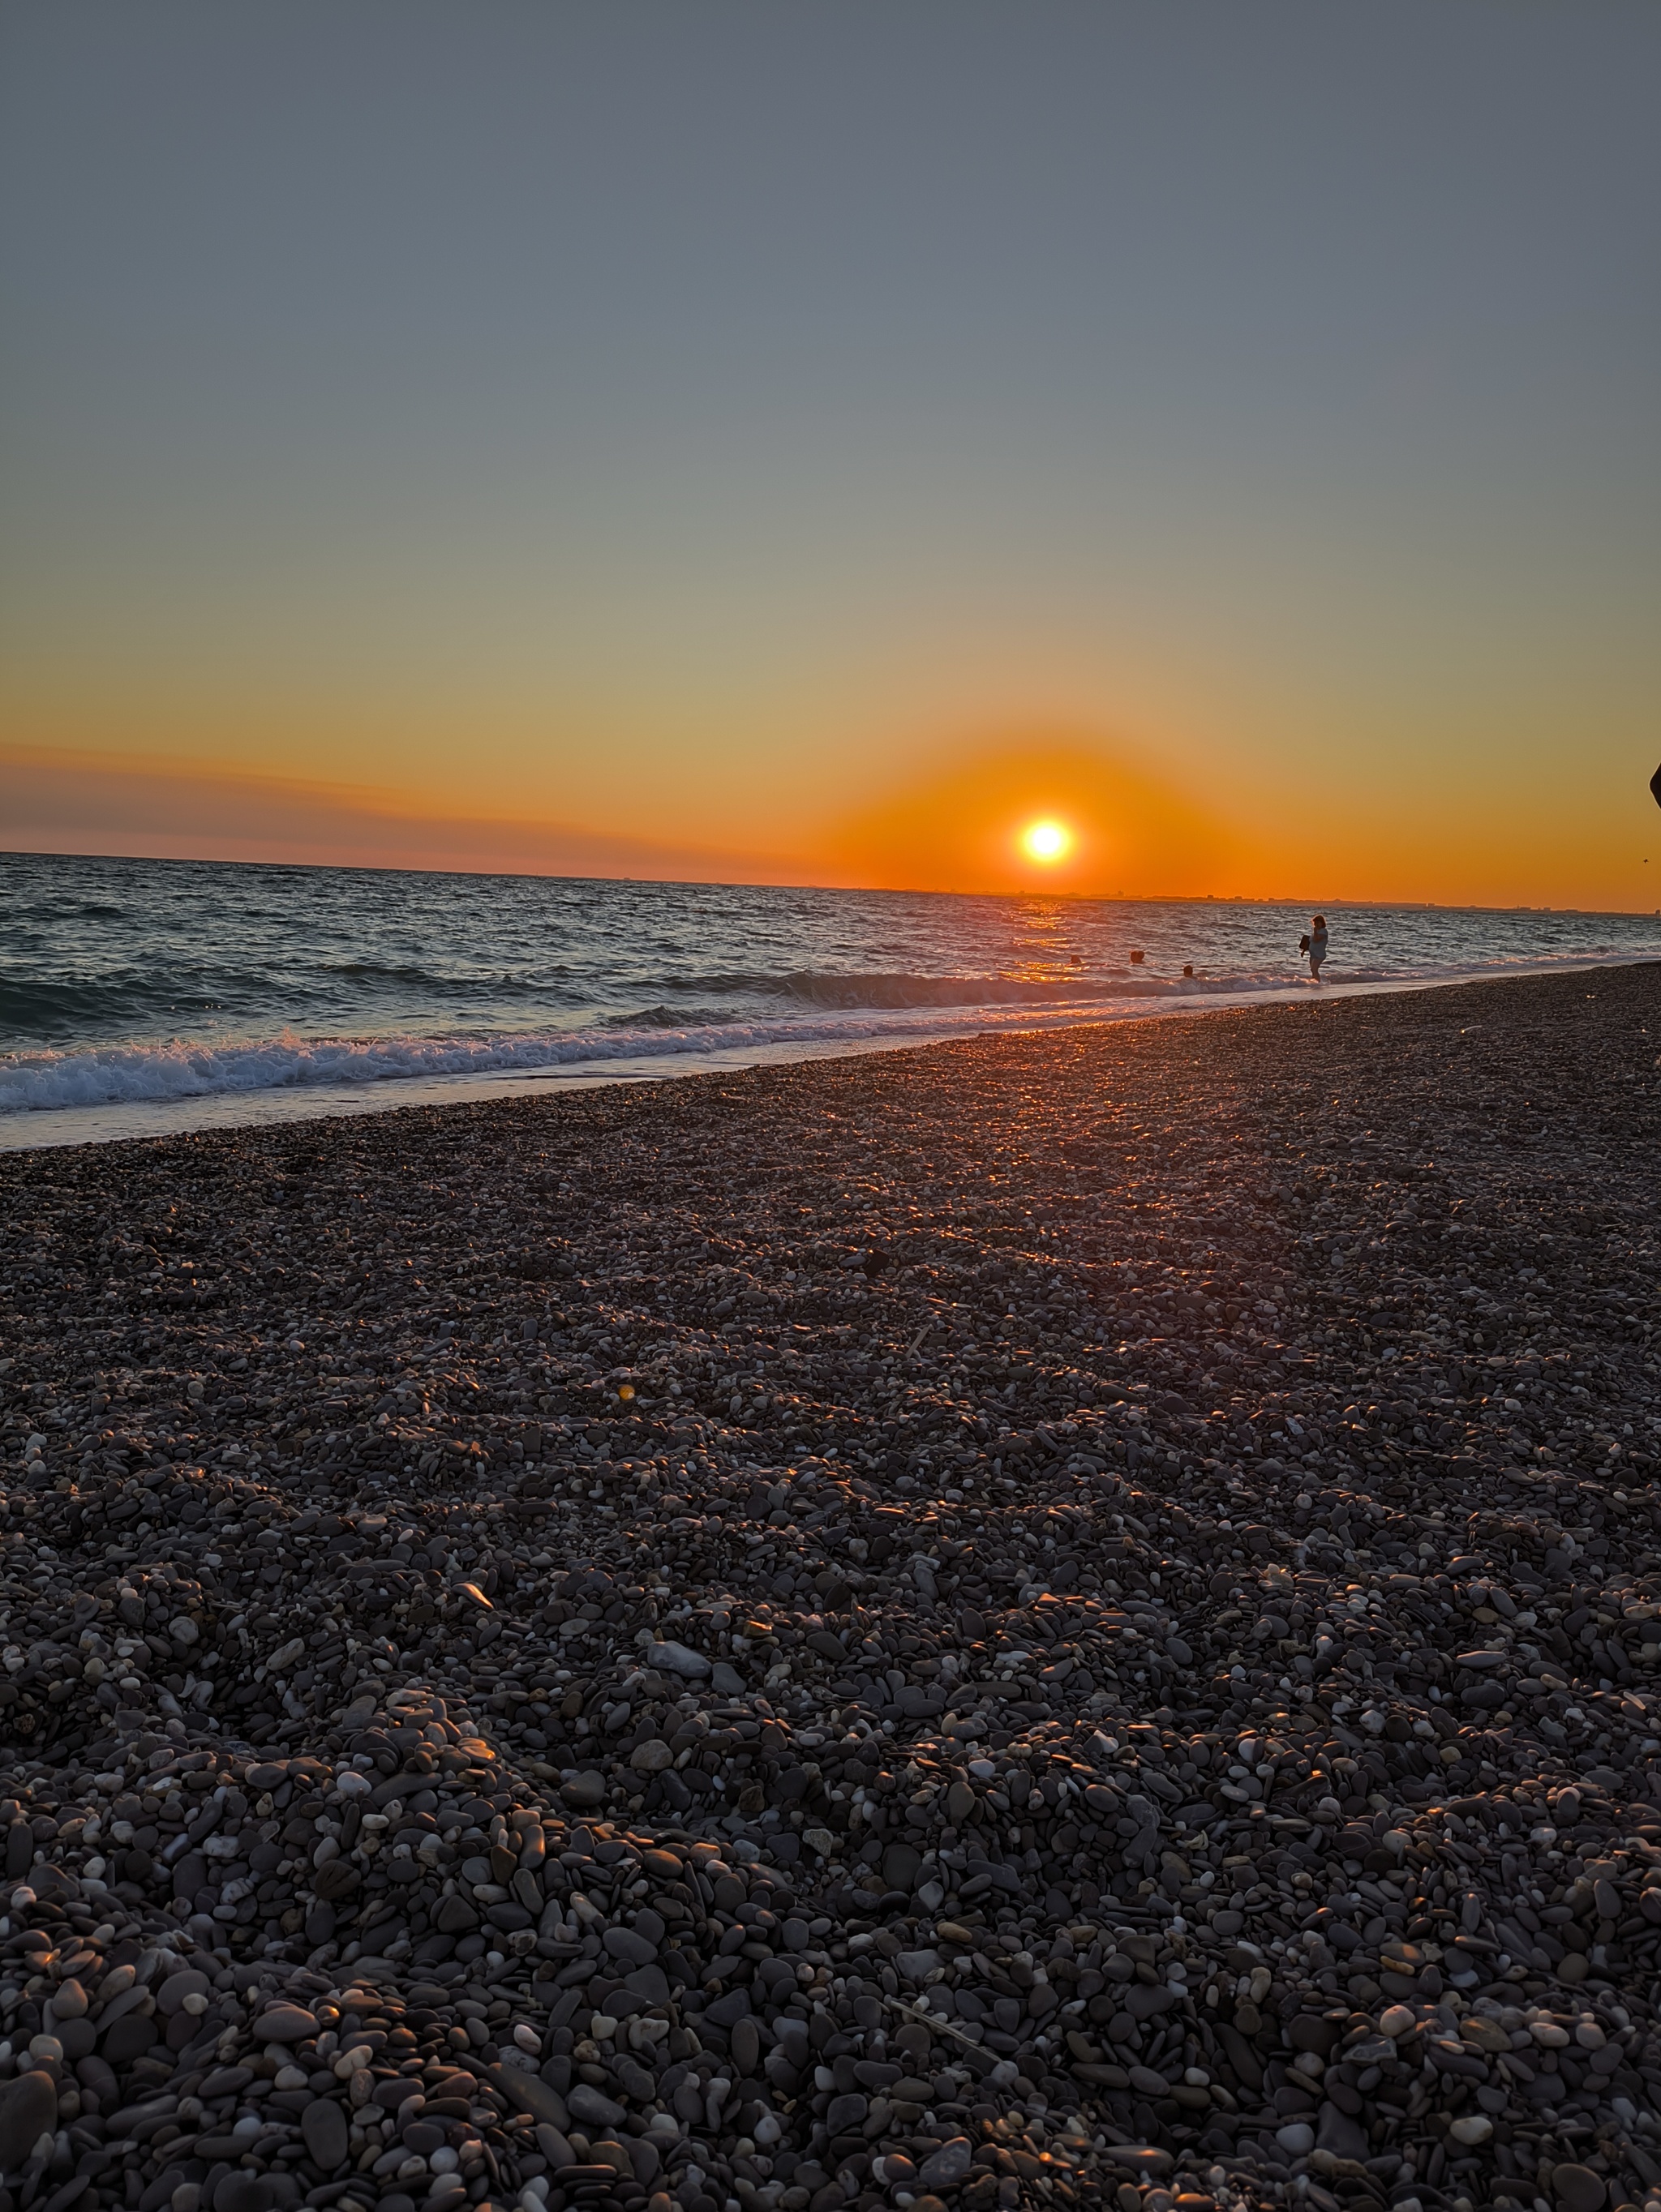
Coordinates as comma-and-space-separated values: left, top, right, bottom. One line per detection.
2, 948, 1655, 1151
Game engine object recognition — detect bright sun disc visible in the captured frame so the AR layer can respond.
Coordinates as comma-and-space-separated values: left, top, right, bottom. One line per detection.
1021, 818, 1071, 863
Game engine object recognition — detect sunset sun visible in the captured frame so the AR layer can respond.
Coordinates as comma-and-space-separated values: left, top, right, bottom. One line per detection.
1020, 817, 1072, 864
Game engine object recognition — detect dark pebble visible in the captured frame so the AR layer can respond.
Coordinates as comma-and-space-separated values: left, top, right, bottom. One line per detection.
301, 2096, 350, 2170
0, 2071, 58, 2173
1552, 2167, 1607, 2212
212, 2180, 273, 2212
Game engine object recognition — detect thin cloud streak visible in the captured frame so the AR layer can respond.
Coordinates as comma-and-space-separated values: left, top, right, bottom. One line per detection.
0, 747, 822, 886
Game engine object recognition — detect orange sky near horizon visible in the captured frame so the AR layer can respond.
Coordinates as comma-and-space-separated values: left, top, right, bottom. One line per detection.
4, 725, 1656, 914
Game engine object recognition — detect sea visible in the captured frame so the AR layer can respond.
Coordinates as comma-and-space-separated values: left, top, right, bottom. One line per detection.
4, 849, 1659, 1151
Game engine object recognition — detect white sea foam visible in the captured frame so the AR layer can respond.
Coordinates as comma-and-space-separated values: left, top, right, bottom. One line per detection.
2, 943, 1653, 1121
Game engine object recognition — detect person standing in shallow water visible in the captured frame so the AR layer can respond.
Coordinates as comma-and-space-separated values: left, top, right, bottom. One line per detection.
1305, 914, 1328, 981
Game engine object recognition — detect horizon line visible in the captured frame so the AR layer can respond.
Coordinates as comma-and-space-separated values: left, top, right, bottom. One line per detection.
5, 845, 1659, 923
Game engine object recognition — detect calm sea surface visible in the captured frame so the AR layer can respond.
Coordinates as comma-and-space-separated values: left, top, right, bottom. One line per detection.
4, 851, 1658, 1149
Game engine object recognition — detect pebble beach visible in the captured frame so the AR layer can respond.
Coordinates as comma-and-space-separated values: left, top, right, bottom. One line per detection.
1, 964, 1659, 2212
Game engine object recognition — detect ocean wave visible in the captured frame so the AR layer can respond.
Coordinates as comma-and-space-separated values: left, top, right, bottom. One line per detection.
2, 943, 1655, 1116
601, 1004, 746, 1030
775, 969, 1182, 1007
0, 1007, 1114, 1113
0, 960, 562, 1040
0, 976, 221, 1035
312, 960, 573, 992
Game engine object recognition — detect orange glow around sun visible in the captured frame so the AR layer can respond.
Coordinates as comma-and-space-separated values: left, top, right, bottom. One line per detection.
829, 739, 1237, 895
1020, 817, 1072, 864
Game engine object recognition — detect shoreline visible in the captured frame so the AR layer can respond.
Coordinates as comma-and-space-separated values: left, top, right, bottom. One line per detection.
4, 950, 1655, 1154
2, 966, 1659, 2212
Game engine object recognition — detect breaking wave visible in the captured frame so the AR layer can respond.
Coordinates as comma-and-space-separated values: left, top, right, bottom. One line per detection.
3, 944, 1657, 1117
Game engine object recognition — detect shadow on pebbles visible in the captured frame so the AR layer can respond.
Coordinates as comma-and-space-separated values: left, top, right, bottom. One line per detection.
1, 966, 1660, 2212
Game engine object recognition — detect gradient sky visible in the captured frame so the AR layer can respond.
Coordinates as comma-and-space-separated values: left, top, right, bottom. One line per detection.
3, 3, 1659, 906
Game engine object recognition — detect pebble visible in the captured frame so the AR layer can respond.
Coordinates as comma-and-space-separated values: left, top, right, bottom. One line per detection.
300, 2090, 350, 2166
0, 967, 1658, 2212
0, 2068, 58, 2168
1554, 2166, 1608, 2212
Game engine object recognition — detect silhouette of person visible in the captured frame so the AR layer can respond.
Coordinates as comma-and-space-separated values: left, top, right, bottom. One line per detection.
1303, 915, 1328, 982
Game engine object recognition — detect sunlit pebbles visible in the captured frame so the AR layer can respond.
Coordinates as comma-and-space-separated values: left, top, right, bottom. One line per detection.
0, 965, 1658, 2212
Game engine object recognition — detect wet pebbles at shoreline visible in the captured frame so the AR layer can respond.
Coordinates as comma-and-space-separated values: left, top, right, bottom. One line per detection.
1, 965, 1659, 2212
